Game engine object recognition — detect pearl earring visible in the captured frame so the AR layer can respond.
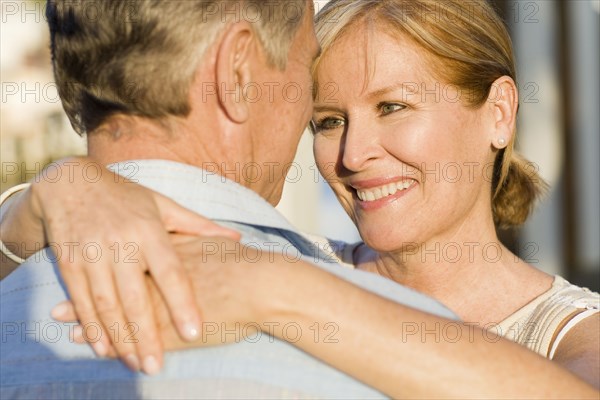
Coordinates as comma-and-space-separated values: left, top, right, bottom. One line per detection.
497, 138, 506, 146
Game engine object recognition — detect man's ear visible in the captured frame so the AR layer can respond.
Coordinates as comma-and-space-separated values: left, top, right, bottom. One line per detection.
487, 76, 518, 149
215, 21, 255, 123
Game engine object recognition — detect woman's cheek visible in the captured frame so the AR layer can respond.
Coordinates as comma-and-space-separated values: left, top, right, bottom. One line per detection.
313, 137, 337, 179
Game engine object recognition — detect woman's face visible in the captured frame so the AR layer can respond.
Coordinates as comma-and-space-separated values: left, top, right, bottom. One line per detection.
312, 25, 498, 252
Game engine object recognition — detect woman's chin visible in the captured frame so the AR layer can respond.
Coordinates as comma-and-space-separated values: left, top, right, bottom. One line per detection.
359, 231, 408, 254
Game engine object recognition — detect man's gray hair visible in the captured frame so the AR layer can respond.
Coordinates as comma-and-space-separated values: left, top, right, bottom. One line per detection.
46, 0, 307, 135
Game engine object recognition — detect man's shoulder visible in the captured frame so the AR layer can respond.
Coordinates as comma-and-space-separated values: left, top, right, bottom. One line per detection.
1, 248, 63, 309
0, 250, 387, 399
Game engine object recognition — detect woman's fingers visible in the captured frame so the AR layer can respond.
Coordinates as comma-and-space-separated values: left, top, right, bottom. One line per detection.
57, 260, 114, 360
52, 242, 173, 374
143, 229, 202, 343
83, 261, 140, 370
155, 194, 241, 240
150, 196, 240, 342
52, 302, 119, 357
71, 325, 85, 344
112, 260, 163, 375
51, 300, 77, 321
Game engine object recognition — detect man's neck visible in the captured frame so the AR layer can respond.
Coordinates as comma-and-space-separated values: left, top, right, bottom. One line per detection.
87, 116, 208, 168
86, 116, 281, 205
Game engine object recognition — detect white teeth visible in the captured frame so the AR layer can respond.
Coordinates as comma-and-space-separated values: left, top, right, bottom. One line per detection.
388, 183, 397, 195
356, 180, 414, 202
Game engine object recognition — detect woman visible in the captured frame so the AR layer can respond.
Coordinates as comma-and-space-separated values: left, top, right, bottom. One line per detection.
310, 0, 600, 358
309, 0, 597, 384
1, 0, 598, 396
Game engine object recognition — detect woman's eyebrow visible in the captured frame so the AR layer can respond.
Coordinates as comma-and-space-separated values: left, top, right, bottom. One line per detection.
313, 104, 344, 113
364, 81, 421, 100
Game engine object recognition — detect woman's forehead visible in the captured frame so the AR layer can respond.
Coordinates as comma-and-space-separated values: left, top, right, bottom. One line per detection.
315, 24, 437, 99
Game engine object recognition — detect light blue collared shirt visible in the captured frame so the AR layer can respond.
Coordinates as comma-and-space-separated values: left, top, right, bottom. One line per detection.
1, 160, 456, 399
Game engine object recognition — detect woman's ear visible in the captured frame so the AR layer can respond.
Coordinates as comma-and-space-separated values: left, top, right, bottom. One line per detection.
215, 21, 255, 123
487, 76, 518, 149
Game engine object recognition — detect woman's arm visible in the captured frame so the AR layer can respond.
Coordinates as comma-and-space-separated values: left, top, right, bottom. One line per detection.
0, 157, 240, 374
0, 186, 45, 279
140, 236, 598, 399
553, 314, 600, 388
271, 266, 599, 397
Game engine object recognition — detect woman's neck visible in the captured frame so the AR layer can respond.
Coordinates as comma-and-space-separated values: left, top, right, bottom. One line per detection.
355, 226, 553, 325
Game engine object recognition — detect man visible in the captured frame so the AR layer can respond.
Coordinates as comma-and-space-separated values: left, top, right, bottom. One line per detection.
0, 1, 454, 398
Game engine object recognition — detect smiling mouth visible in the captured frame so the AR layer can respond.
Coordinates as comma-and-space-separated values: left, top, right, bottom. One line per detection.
356, 180, 416, 202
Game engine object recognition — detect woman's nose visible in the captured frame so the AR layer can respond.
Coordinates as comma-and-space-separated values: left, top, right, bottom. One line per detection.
341, 122, 384, 172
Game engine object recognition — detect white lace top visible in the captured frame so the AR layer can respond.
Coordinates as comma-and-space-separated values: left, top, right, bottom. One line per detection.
490, 275, 599, 358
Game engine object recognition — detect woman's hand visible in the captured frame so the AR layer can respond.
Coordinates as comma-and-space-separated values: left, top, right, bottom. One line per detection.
54, 235, 277, 363
11, 157, 240, 374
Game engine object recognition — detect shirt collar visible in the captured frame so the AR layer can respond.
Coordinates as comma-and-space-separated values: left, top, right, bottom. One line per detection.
107, 159, 297, 232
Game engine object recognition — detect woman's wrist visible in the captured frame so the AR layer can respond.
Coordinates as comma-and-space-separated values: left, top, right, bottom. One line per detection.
0, 157, 99, 262
254, 258, 328, 335
0, 184, 33, 265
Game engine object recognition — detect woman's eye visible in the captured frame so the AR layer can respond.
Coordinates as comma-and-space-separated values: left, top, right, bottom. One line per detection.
312, 117, 345, 132
379, 103, 406, 115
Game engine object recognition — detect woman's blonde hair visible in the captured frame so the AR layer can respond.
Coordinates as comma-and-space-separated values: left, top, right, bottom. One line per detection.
314, 0, 547, 228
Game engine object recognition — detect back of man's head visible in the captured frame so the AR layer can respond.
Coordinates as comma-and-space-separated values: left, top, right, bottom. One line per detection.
46, 0, 307, 136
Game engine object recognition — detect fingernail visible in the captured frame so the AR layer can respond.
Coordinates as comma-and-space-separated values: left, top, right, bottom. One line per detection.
124, 354, 140, 372
92, 340, 107, 357
182, 322, 199, 341
51, 303, 68, 319
143, 355, 160, 375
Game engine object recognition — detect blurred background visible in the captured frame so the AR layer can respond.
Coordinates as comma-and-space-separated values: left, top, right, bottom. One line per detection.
1, 0, 598, 290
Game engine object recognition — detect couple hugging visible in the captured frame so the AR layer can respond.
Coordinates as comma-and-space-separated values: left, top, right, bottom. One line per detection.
1, 1, 597, 398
